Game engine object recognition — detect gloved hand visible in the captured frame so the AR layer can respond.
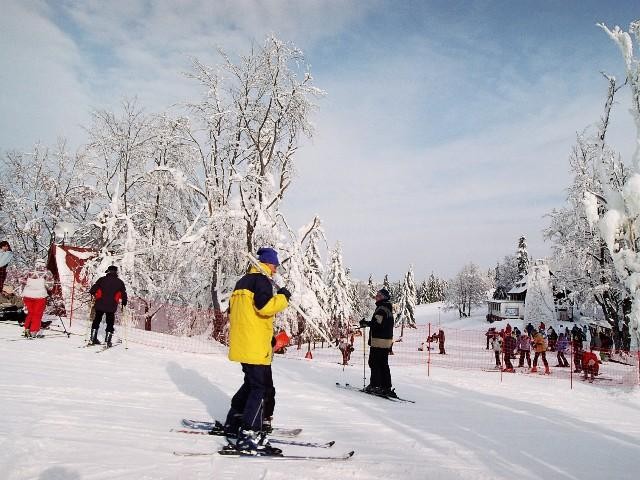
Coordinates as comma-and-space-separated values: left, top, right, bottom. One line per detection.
271, 336, 277, 347
359, 318, 370, 328
277, 287, 291, 300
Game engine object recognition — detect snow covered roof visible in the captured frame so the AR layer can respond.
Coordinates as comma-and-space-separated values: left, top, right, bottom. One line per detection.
579, 316, 612, 329
508, 283, 527, 294
507, 274, 527, 295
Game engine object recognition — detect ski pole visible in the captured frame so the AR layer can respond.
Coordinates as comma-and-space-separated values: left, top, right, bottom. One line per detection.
362, 326, 367, 388
85, 299, 94, 343
123, 305, 129, 350
57, 314, 71, 338
244, 252, 336, 348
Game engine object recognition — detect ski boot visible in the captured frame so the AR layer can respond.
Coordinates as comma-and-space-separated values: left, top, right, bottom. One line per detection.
234, 429, 260, 455
383, 388, 398, 399
258, 430, 282, 455
530, 366, 537, 373
222, 424, 239, 445
105, 332, 113, 348
234, 428, 281, 456
22, 329, 31, 338
89, 329, 101, 345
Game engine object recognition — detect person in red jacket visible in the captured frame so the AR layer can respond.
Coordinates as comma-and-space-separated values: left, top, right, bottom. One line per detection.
581, 350, 600, 382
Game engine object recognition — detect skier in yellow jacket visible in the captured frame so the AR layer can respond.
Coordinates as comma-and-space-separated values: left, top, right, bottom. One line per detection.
223, 247, 291, 455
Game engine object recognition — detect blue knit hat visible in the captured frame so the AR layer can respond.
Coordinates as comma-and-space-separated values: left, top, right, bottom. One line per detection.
257, 247, 280, 266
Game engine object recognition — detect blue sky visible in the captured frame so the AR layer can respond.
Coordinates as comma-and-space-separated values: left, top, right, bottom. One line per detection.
1, 1, 639, 281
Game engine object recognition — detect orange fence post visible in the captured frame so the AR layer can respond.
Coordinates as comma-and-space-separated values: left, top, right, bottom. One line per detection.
427, 322, 431, 378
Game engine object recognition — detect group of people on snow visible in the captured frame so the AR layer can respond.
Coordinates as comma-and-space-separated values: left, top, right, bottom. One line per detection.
487, 321, 604, 381
1, 239, 128, 345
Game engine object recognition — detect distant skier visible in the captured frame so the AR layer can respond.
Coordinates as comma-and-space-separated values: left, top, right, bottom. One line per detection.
502, 333, 516, 372
525, 322, 534, 337
437, 329, 446, 354
517, 333, 532, 368
491, 333, 502, 368
359, 288, 395, 397
88, 265, 128, 346
222, 247, 291, 455
555, 333, 570, 367
547, 327, 558, 351
581, 350, 600, 382
338, 338, 355, 365
0, 241, 13, 292
571, 324, 585, 372
485, 327, 496, 349
531, 330, 550, 374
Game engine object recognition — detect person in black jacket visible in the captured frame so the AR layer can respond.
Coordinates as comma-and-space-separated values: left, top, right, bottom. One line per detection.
359, 288, 395, 397
88, 265, 128, 346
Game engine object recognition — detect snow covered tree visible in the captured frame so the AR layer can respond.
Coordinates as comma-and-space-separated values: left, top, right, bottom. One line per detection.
299, 216, 328, 317
425, 272, 446, 303
325, 243, 352, 336
395, 265, 417, 334
516, 236, 530, 279
0, 141, 97, 266
183, 36, 324, 312
382, 274, 391, 295
349, 274, 372, 324
579, 20, 640, 350
416, 279, 428, 304
367, 274, 377, 298
445, 263, 490, 317
544, 75, 627, 336
493, 254, 520, 299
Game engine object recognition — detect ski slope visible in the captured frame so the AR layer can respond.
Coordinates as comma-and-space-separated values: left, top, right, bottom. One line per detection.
1, 304, 639, 480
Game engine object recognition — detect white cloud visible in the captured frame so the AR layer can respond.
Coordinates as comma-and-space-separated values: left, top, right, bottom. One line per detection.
0, 1, 92, 148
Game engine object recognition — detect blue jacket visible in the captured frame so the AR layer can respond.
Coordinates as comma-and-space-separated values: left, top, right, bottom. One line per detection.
556, 336, 569, 353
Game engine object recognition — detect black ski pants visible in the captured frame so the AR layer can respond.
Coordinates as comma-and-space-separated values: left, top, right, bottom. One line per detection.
557, 351, 569, 367
533, 351, 549, 368
368, 347, 392, 390
92, 309, 115, 333
503, 352, 513, 369
226, 363, 275, 431
518, 350, 531, 368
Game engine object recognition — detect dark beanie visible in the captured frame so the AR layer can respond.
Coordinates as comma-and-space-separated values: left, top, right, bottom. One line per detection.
105, 265, 118, 273
257, 247, 280, 266
377, 288, 391, 301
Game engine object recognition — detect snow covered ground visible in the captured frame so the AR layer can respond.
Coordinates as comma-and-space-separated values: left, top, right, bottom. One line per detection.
2, 304, 640, 480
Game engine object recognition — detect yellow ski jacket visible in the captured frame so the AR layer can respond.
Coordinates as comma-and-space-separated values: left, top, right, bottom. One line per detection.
228, 264, 289, 365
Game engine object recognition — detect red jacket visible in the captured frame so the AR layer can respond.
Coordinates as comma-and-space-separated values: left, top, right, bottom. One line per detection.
582, 351, 600, 373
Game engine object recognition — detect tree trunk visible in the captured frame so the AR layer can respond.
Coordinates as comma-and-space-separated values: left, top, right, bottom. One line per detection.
210, 259, 221, 312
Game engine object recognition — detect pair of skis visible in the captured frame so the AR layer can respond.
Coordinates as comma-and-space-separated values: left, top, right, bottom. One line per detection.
78, 340, 122, 353
335, 383, 415, 403
174, 419, 354, 460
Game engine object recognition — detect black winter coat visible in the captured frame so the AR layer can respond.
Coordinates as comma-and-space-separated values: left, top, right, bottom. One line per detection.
368, 299, 394, 349
89, 272, 128, 313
